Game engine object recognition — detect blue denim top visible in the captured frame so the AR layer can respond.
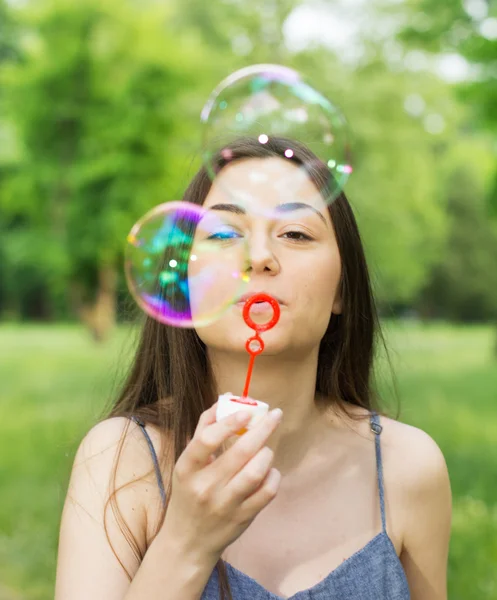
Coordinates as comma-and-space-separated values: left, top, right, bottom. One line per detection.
130, 412, 410, 599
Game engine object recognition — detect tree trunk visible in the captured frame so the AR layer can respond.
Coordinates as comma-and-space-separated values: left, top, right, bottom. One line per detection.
71, 265, 117, 342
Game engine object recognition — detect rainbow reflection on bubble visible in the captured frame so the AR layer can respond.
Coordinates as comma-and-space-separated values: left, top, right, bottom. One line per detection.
125, 202, 249, 328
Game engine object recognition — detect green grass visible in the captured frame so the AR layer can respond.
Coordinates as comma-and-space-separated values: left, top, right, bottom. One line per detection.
383, 321, 497, 599
0, 322, 496, 599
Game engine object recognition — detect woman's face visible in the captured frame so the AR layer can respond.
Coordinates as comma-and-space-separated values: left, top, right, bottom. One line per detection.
190, 157, 343, 356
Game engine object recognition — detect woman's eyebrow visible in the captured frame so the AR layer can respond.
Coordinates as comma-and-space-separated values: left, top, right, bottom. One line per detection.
208, 203, 246, 215
208, 202, 327, 226
275, 202, 327, 226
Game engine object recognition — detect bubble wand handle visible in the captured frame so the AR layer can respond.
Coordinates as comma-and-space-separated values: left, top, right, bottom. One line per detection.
241, 294, 281, 399
242, 332, 264, 398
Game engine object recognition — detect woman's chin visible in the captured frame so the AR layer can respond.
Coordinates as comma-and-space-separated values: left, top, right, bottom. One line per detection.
222, 329, 293, 357
195, 308, 294, 355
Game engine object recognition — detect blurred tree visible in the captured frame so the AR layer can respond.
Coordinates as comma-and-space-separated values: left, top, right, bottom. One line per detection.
0, 0, 204, 339
172, 0, 298, 64
0, 0, 22, 318
397, 0, 497, 211
0, 0, 20, 65
396, 0, 497, 347
316, 59, 452, 307
416, 166, 497, 321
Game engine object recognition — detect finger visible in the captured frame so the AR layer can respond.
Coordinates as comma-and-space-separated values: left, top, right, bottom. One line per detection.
182, 410, 253, 473
210, 410, 282, 484
239, 467, 281, 518
193, 402, 219, 436
223, 445, 275, 505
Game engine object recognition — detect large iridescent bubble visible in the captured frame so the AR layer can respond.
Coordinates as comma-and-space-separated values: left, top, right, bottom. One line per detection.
200, 64, 352, 207
125, 202, 249, 328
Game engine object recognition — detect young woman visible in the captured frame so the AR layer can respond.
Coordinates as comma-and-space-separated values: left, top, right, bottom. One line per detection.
55, 137, 452, 600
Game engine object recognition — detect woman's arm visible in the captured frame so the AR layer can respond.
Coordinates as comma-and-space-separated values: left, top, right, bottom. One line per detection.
54, 417, 217, 600
398, 428, 452, 600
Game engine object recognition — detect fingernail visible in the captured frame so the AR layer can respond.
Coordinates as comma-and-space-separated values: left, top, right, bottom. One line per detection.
269, 408, 283, 422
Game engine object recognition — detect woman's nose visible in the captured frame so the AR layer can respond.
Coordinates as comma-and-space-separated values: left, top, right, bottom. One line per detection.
245, 235, 280, 275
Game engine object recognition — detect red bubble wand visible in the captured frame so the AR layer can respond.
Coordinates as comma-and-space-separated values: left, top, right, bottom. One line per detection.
240, 293, 281, 402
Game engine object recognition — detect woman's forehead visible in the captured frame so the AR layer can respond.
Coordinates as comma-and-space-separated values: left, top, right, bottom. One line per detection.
203, 156, 329, 216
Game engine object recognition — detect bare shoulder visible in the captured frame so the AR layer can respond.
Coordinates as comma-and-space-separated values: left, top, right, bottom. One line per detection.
335, 404, 448, 485
377, 414, 450, 493
378, 416, 452, 597
72, 416, 156, 500
338, 405, 450, 493
55, 417, 170, 598
376, 414, 452, 558
70, 416, 167, 549
74, 416, 163, 484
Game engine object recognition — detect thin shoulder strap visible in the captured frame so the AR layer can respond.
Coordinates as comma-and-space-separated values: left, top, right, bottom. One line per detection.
130, 415, 166, 506
370, 411, 386, 533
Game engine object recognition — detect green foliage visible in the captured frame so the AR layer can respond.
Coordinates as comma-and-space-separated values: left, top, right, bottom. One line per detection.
173, 0, 298, 62
0, 0, 494, 324
328, 63, 451, 304
417, 169, 497, 320
0, 225, 70, 319
0, 0, 20, 65
0, 0, 202, 316
398, 0, 497, 212
414, 138, 497, 321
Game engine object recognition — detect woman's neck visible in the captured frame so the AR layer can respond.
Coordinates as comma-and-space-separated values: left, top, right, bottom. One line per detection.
208, 347, 331, 476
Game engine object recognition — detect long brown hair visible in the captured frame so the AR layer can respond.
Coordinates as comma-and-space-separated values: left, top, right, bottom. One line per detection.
103, 137, 396, 598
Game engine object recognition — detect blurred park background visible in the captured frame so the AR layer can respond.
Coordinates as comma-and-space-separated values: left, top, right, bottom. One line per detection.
0, 0, 496, 598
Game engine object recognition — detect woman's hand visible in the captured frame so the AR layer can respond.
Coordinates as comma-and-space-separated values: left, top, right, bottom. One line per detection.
162, 402, 283, 563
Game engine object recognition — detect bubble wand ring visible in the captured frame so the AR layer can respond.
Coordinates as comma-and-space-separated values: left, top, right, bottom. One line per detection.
242, 293, 280, 398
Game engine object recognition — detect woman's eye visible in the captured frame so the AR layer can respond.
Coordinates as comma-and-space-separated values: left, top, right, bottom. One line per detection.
207, 229, 242, 241
282, 231, 313, 242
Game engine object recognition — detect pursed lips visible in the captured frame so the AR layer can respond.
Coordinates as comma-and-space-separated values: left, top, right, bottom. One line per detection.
236, 293, 286, 305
